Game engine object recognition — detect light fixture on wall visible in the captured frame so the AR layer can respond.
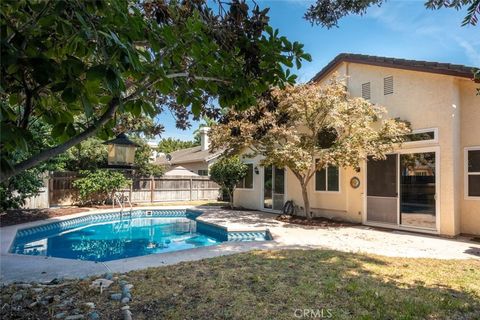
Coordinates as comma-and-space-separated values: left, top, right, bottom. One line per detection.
254, 166, 260, 174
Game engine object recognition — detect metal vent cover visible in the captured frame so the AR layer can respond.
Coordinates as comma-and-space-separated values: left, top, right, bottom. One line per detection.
384, 76, 393, 95
362, 82, 371, 100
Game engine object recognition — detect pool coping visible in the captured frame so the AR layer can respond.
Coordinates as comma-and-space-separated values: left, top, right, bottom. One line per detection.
0, 206, 277, 284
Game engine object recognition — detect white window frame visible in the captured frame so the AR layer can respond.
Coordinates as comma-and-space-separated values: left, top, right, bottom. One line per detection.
403, 127, 438, 146
465, 146, 480, 200
236, 163, 254, 190
197, 169, 209, 176
314, 164, 341, 193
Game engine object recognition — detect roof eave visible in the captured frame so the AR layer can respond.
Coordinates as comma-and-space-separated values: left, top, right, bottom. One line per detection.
310, 53, 475, 83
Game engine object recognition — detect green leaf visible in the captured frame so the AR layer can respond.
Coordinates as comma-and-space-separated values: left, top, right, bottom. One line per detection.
61, 87, 78, 103
8, 94, 19, 106
86, 65, 108, 81
51, 123, 66, 137
81, 95, 93, 118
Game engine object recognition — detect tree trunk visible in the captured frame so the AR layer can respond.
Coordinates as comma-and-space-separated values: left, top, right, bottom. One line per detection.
300, 182, 311, 220
228, 189, 234, 209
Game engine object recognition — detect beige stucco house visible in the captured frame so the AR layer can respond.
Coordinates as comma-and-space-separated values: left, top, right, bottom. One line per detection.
234, 53, 480, 237
155, 127, 223, 176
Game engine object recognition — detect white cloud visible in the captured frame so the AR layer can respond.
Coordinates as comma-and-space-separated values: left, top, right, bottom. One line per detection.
365, 1, 480, 66
455, 38, 480, 66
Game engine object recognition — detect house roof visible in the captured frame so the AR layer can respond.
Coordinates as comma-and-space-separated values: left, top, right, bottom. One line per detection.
310, 53, 476, 83
155, 146, 223, 165
164, 166, 200, 177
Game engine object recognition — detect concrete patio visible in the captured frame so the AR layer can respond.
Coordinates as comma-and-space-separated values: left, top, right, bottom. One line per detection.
1, 206, 479, 284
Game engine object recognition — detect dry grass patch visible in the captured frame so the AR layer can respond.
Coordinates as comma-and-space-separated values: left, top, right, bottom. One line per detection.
1, 250, 479, 319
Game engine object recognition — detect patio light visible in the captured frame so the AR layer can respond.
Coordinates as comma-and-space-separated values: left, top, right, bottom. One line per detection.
103, 133, 139, 167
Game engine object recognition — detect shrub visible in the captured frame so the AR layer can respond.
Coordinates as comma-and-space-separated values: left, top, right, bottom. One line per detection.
73, 170, 131, 205
0, 169, 45, 211
209, 156, 248, 208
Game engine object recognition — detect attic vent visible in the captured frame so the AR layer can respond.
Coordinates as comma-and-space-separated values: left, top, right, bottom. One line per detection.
384, 76, 393, 95
361, 82, 371, 100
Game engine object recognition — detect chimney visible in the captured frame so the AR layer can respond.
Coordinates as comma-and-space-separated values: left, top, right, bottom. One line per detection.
199, 127, 210, 151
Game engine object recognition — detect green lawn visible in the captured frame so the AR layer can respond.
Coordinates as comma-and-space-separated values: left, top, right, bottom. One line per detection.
2, 250, 479, 319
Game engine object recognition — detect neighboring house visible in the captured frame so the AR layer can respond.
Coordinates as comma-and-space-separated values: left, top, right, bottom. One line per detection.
234, 53, 480, 236
155, 127, 223, 176
147, 140, 160, 162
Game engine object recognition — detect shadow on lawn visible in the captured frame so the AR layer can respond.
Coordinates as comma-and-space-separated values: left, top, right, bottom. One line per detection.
125, 249, 480, 320
465, 246, 480, 257
1, 249, 478, 320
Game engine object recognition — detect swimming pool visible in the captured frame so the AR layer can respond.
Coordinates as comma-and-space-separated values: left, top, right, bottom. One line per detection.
10, 209, 271, 262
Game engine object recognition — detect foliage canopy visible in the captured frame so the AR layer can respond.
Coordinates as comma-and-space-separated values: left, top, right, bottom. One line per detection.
0, 0, 310, 182
304, 0, 480, 28
211, 78, 409, 218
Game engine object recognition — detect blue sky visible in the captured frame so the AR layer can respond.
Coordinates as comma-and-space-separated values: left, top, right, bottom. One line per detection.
156, 0, 479, 141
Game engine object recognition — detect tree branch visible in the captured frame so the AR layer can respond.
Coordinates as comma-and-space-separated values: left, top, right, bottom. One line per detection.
1, 97, 120, 182
1, 73, 229, 182
166, 72, 230, 83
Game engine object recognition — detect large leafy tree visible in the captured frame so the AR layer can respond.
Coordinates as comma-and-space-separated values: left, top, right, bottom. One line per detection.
157, 137, 198, 154
0, 0, 310, 182
211, 79, 409, 219
305, 0, 480, 28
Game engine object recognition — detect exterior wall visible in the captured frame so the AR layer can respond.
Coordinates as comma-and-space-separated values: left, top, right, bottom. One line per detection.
167, 161, 209, 175
232, 61, 479, 236
233, 154, 264, 210
319, 63, 479, 236
460, 80, 480, 235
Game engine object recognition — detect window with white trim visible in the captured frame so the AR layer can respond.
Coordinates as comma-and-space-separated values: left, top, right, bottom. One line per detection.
237, 163, 253, 189
466, 147, 480, 198
198, 169, 209, 176
403, 128, 437, 144
315, 165, 339, 192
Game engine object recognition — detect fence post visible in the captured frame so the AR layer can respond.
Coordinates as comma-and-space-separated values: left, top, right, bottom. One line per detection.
150, 176, 154, 203
189, 178, 193, 201
48, 174, 53, 207
129, 180, 133, 203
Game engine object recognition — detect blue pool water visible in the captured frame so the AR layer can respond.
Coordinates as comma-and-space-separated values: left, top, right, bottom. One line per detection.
10, 210, 270, 262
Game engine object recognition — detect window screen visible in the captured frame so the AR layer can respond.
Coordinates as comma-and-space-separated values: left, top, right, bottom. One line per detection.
367, 155, 397, 197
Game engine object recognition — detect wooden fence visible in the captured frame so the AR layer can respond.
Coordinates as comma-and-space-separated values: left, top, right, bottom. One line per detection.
23, 172, 220, 208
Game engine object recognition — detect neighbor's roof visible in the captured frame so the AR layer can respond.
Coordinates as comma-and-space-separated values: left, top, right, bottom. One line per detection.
155, 146, 223, 165
310, 53, 476, 83
164, 166, 200, 177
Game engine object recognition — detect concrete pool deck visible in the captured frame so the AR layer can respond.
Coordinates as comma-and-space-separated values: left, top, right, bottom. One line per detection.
1, 206, 479, 284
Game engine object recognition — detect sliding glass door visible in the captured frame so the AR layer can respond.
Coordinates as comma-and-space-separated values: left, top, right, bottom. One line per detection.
400, 152, 436, 229
263, 166, 285, 211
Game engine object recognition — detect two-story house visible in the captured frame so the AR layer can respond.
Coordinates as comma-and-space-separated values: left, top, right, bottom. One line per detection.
233, 53, 480, 237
